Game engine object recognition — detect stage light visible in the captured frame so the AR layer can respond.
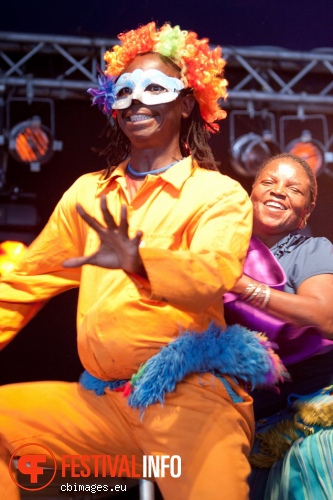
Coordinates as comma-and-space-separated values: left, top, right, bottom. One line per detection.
8, 116, 55, 172
230, 130, 280, 177
285, 129, 326, 176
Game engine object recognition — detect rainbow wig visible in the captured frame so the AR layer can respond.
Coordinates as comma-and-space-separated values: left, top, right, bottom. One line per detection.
90, 22, 228, 132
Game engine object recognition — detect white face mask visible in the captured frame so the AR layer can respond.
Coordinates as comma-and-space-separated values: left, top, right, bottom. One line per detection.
112, 69, 184, 109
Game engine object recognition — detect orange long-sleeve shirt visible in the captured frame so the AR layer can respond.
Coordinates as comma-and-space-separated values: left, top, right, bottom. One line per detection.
0, 157, 252, 380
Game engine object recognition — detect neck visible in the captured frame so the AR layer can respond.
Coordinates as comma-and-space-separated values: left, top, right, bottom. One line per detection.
129, 145, 183, 174
127, 161, 182, 177
253, 232, 288, 249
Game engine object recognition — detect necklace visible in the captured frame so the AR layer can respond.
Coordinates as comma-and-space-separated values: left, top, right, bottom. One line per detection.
127, 159, 183, 177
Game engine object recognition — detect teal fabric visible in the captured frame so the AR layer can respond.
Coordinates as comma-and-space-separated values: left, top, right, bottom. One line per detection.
249, 387, 333, 500
265, 431, 333, 500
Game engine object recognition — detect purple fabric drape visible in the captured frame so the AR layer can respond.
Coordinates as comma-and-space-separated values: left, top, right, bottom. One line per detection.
223, 236, 325, 365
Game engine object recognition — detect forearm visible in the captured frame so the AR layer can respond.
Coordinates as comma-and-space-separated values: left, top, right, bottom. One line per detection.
232, 274, 333, 337
0, 187, 83, 348
266, 288, 332, 333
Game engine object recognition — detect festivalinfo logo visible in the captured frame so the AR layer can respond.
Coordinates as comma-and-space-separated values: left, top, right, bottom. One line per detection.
9, 443, 182, 492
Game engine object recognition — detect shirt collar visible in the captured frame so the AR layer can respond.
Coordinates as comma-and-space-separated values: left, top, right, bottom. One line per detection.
270, 230, 305, 258
158, 156, 196, 190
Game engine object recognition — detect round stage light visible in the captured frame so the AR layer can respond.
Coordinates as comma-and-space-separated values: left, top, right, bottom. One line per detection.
8, 116, 54, 169
286, 130, 326, 176
230, 132, 280, 177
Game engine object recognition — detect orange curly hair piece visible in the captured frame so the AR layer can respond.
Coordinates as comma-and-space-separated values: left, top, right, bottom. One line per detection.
103, 22, 228, 131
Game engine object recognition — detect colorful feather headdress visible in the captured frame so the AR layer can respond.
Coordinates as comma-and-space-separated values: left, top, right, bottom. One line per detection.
89, 22, 228, 131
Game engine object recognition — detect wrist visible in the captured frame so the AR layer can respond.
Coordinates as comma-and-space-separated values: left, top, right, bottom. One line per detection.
240, 282, 271, 310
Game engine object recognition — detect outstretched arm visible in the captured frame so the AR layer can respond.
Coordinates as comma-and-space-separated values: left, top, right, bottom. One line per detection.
231, 273, 333, 338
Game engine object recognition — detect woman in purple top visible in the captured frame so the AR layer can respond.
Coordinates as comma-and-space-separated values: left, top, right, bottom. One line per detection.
229, 152, 333, 418
226, 153, 333, 499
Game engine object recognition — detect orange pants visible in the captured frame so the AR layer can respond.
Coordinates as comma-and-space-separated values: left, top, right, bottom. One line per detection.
0, 373, 253, 499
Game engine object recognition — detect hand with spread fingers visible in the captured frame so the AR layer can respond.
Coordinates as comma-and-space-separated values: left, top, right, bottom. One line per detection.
63, 195, 144, 275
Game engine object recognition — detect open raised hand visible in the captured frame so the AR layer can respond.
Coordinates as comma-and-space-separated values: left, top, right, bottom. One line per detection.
63, 195, 145, 275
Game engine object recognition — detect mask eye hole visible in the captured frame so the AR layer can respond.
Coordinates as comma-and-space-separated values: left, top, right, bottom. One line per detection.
145, 83, 168, 94
116, 86, 133, 97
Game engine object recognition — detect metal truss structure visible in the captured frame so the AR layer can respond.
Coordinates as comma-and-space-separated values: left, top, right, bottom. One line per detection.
0, 31, 333, 115
223, 46, 333, 114
1, 31, 333, 236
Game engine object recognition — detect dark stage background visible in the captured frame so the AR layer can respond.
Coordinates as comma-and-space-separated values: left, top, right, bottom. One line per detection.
1, 0, 333, 385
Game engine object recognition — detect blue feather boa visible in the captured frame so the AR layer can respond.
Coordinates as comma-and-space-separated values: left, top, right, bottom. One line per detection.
80, 323, 284, 410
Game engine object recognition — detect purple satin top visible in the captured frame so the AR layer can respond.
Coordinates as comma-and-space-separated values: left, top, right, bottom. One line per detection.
224, 236, 329, 365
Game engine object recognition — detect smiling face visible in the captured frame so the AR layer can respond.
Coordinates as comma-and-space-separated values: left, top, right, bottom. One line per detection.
251, 158, 315, 246
115, 53, 193, 151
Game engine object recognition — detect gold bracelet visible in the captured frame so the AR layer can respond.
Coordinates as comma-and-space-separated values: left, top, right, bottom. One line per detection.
260, 285, 271, 309
241, 282, 271, 310
246, 285, 263, 303
249, 287, 265, 306
240, 283, 257, 300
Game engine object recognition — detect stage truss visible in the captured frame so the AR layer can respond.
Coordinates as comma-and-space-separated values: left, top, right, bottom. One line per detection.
0, 31, 332, 114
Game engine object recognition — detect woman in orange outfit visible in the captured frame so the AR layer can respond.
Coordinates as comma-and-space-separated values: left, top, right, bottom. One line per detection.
0, 22, 281, 500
